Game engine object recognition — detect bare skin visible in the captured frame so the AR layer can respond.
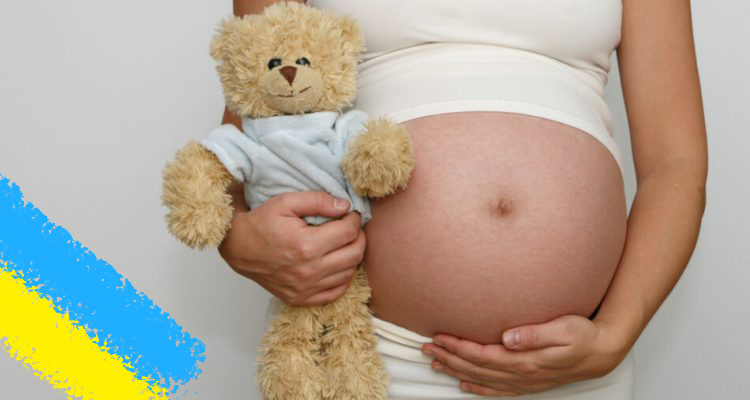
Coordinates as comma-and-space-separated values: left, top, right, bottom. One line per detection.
419, 0, 708, 396
363, 112, 626, 345
220, 0, 707, 396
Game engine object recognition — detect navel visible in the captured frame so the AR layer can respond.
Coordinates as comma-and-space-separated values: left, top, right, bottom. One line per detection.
492, 198, 514, 218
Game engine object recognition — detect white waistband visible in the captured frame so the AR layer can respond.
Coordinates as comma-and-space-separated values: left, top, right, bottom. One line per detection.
371, 315, 435, 364
354, 42, 624, 175
371, 314, 636, 399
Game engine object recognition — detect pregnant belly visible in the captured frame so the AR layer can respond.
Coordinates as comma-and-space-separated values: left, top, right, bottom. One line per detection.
362, 112, 627, 345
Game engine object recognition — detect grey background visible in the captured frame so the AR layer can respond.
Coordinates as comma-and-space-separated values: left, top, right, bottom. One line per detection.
0, 1, 747, 399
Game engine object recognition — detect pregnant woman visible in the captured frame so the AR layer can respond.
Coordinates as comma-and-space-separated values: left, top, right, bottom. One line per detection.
219, 0, 708, 398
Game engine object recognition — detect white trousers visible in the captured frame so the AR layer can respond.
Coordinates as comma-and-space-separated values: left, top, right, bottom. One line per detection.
372, 315, 635, 400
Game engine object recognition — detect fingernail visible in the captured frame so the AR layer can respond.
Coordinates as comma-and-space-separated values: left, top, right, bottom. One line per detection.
503, 330, 519, 347
333, 197, 349, 209
422, 347, 433, 356
433, 338, 444, 347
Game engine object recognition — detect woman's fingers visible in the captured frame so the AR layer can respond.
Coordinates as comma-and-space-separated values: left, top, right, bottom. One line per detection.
421, 317, 618, 396
459, 381, 525, 397
298, 281, 351, 306
315, 264, 357, 290
431, 361, 525, 395
276, 226, 364, 306
272, 191, 352, 220
500, 315, 580, 351
216, 190, 366, 306
423, 343, 514, 382
315, 228, 365, 277
304, 211, 362, 256
424, 338, 568, 380
427, 335, 524, 373
289, 230, 363, 305
425, 342, 567, 396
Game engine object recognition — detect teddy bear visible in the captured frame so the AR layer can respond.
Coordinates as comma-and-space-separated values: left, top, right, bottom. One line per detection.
161, 2, 414, 399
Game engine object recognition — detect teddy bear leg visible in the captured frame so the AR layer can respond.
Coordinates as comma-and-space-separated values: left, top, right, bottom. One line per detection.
161, 141, 235, 249
341, 117, 415, 198
320, 266, 389, 399
257, 303, 328, 400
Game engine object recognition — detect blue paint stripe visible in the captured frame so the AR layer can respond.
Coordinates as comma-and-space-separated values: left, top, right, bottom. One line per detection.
0, 175, 205, 392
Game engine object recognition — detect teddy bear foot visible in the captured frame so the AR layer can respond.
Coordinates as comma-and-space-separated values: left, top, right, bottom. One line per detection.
257, 305, 328, 399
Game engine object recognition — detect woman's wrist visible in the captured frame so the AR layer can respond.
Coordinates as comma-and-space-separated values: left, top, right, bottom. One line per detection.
592, 279, 648, 356
592, 309, 641, 368
588, 254, 655, 369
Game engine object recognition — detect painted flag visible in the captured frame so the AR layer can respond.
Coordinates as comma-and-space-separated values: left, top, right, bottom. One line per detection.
0, 174, 206, 399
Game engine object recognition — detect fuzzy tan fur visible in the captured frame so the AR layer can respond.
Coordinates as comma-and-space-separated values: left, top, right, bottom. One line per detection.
257, 267, 388, 399
161, 3, 414, 399
162, 141, 235, 249
341, 118, 415, 198
210, 2, 364, 118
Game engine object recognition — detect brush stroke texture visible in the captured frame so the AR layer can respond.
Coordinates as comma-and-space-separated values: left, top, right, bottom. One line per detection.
0, 174, 205, 394
1, 264, 169, 399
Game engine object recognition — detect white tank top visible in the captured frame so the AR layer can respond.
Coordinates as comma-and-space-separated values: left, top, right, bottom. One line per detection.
308, 0, 624, 170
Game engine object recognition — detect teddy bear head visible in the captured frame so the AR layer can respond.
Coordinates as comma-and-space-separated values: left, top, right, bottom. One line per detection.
210, 2, 365, 118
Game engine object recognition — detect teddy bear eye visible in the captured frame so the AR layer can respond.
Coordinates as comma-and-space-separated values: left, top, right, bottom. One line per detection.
267, 58, 282, 70
295, 57, 310, 67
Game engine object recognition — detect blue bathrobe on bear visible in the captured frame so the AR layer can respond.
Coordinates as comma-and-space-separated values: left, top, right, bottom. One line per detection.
201, 110, 372, 227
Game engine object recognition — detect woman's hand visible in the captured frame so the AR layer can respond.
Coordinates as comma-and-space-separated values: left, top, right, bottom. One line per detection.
218, 184, 366, 306
421, 315, 629, 396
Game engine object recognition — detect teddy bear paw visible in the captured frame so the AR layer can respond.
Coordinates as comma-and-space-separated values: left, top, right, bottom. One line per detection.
341, 118, 415, 198
166, 200, 233, 249
162, 141, 234, 249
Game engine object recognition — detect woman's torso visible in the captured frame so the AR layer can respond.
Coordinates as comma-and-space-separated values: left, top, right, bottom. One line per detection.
308, 0, 627, 344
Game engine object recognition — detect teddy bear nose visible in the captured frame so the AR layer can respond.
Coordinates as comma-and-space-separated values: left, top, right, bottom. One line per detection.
279, 66, 297, 85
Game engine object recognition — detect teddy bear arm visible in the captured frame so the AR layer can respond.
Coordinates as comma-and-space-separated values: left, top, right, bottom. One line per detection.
341, 117, 415, 198
161, 141, 236, 249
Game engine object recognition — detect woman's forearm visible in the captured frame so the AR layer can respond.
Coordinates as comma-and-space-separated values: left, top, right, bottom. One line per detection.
233, 0, 304, 16
594, 165, 706, 355
222, 106, 242, 129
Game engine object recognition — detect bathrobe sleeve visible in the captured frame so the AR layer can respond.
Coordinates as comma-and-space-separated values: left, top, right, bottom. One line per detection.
334, 110, 370, 157
200, 124, 260, 183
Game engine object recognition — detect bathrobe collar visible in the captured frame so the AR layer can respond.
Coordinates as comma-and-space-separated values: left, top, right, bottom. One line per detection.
241, 111, 340, 139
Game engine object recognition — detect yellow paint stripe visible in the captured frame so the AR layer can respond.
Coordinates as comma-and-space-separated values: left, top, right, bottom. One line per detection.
0, 264, 169, 400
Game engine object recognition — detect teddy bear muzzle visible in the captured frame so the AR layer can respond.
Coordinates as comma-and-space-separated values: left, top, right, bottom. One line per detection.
260, 63, 325, 114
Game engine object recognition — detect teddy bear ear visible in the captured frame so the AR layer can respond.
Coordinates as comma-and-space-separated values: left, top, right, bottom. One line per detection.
210, 16, 243, 62
337, 15, 365, 55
